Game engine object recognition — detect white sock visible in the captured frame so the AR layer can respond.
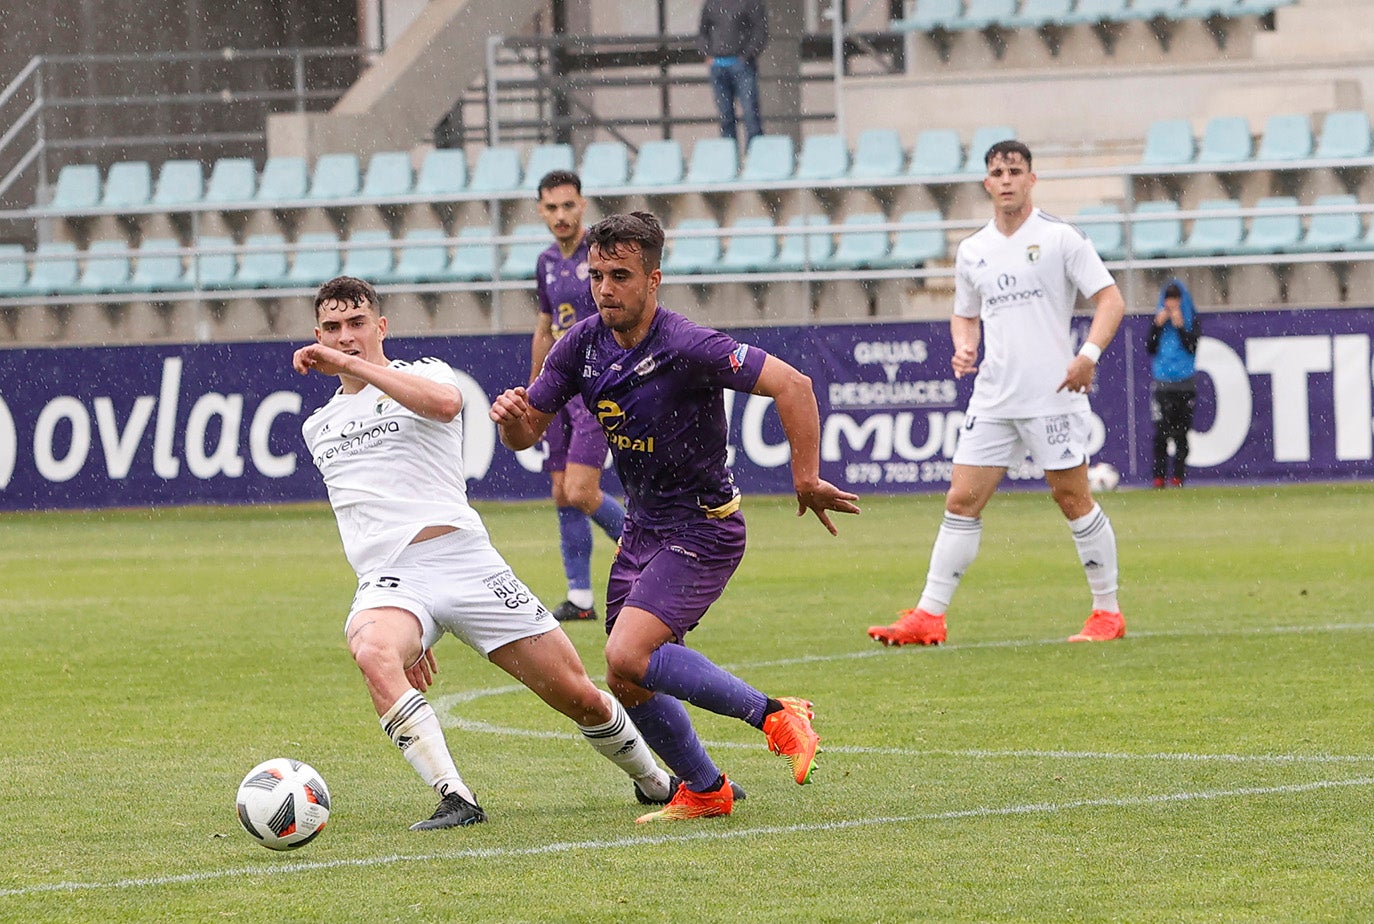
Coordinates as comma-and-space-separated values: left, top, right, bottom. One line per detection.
577, 690, 670, 800
917, 512, 982, 615
567, 588, 594, 609
380, 688, 475, 803
1069, 503, 1120, 612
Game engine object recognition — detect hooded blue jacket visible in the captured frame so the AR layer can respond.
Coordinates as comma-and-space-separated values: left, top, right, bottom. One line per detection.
1147, 278, 1200, 384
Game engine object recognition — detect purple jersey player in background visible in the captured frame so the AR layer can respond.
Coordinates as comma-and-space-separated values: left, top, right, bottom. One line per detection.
530, 170, 627, 622
491, 211, 860, 823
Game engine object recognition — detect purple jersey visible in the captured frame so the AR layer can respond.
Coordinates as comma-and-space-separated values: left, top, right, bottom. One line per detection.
528, 307, 767, 527
536, 235, 597, 337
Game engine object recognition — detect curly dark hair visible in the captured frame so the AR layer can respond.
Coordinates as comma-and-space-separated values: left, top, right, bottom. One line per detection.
984, 139, 1033, 169
586, 211, 664, 272
314, 275, 379, 318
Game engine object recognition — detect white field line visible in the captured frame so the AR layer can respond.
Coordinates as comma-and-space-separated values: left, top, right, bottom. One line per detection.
4, 776, 1372, 899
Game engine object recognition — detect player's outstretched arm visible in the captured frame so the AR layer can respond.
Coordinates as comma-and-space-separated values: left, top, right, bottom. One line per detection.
751, 355, 860, 535
1058, 283, 1125, 394
490, 386, 555, 451
292, 343, 462, 421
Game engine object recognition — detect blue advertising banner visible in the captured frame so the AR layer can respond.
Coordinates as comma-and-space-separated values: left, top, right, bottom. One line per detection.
0, 307, 1370, 511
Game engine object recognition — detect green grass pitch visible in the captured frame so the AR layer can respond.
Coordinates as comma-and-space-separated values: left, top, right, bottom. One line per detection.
1, 483, 1372, 922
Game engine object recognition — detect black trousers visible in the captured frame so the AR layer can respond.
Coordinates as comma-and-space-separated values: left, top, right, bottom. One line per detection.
1151, 384, 1197, 482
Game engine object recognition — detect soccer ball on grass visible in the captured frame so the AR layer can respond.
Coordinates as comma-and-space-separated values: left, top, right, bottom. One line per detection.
235, 758, 331, 850
1087, 462, 1121, 493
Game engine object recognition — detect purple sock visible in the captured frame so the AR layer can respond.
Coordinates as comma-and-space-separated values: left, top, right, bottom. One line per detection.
642, 644, 770, 728
590, 495, 626, 540
626, 694, 721, 791
557, 506, 593, 593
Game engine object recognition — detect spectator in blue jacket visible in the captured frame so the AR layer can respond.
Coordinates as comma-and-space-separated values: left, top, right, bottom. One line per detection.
1146, 279, 1201, 487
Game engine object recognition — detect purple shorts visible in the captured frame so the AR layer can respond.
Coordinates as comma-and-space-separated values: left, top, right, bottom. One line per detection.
605, 512, 747, 642
543, 395, 610, 473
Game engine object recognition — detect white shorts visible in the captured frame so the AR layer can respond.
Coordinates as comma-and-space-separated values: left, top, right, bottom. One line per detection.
344, 528, 558, 658
952, 412, 1092, 471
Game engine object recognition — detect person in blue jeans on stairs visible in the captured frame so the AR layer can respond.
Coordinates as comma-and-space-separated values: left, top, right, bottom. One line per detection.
698, 0, 767, 146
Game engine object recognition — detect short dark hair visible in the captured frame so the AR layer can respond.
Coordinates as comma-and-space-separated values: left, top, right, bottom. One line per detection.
587, 211, 664, 272
1163, 283, 1183, 299
985, 139, 1033, 170
538, 169, 582, 196
314, 275, 379, 317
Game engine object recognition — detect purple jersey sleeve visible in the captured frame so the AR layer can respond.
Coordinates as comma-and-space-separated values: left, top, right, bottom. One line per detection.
526, 321, 584, 414
683, 326, 768, 394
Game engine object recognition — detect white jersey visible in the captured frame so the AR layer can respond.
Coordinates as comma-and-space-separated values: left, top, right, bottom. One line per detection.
302, 357, 485, 575
954, 208, 1115, 419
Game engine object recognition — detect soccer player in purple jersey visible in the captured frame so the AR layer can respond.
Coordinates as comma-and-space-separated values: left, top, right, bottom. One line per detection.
531, 170, 627, 622
491, 211, 860, 822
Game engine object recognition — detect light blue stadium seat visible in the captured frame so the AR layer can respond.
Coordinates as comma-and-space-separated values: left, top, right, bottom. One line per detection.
1232, 0, 1296, 14
74, 240, 132, 293
629, 140, 685, 187
851, 129, 905, 180
1005, 0, 1074, 27
1063, 0, 1128, 24
1140, 119, 1196, 167
1077, 205, 1125, 260
720, 217, 778, 272
1294, 194, 1363, 253
500, 224, 550, 279
1236, 196, 1302, 255
287, 232, 343, 286
308, 153, 361, 200
254, 157, 309, 202
341, 229, 395, 280
908, 129, 964, 176
740, 134, 795, 183
193, 237, 238, 289
235, 233, 290, 287
0, 244, 28, 294
1178, 198, 1243, 256
774, 215, 834, 271
384, 228, 450, 283
1196, 116, 1253, 165
521, 144, 575, 191
49, 164, 101, 211
891, 0, 963, 31
951, 0, 1019, 30
1121, 0, 1183, 20
468, 146, 522, 194
580, 141, 631, 190
686, 138, 739, 185
1179, 0, 1243, 16
152, 160, 205, 207
24, 242, 80, 295
415, 148, 468, 196
361, 151, 414, 199
795, 134, 849, 182
1256, 113, 1313, 161
662, 219, 723, 275
204, 158, 257, 205
1315, 110, 1373, 160
880, 210, 948, 267
962, 125, 1016, 174
101, 162, 152, 209
447, 227, 498, 281
1129, 200, 1183, 258
128, 238, 186, 292
824, 213, 892, 270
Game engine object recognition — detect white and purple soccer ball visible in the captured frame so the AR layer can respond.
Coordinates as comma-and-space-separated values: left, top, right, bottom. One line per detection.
1087, 462, 1121, 493
235, 758, 331, 850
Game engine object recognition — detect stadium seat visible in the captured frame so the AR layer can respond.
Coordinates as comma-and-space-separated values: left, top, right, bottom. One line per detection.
100, 161, 152, 209
850, 129, 905, 180
48, 164, 101, 211
307, 153, 361, 200
1120, 0, 1183, 21
1256, 113, 1313, 161
907, 129, 964, 177
662, 219, 723, 274
629, 139, 685, 187
881, 210, 948, 267
774, 215, 834, 271
1179, 0, 1245, 16
1178, 198, 1243, 256
447, 227, 498, 281
0, 244, 28, 294
1129, 200, 1184, 258
686, 137, 739, 186
128, 238, 186, 292
521, 143, 575, 191
1077, 205, 1126, 260
361, 151, 414, 199
341, 229, 395, 280
383, 228, 451, 283
1315, 110, 1373, 160
1004, 0, 1074, 27
499, 223, 550, 279
286, 232, 343, 285
794, 134, 849, 182
204, 158, 257, 204
719, 217, 778, 272
415, 148, 468, 196
254, 157, 309, 202
152, 160, 205, 207
824, 213, 892, 270
23, 242, 79, 295
1195, 116, 1253, 165
1140, 119, 1196, 167
1294, 194, 1364, 252
468, 146, 522, 194
1062, 0, 1128, 25
891, 0, 962, 31
235, 233, 290, 287
1236, 196, 1302, 254
193, 237, 238, 289
962, 125, 1016, 173
1232, 0, 1297, 13
951, 0, 1019, 30
740, 134, 795, 183
75, 240, 132, 293
580, 141, 631, 190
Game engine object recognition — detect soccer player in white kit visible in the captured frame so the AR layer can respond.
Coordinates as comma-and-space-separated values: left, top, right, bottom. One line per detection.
294, 276, 672, 830
867, 140, 1128, 646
